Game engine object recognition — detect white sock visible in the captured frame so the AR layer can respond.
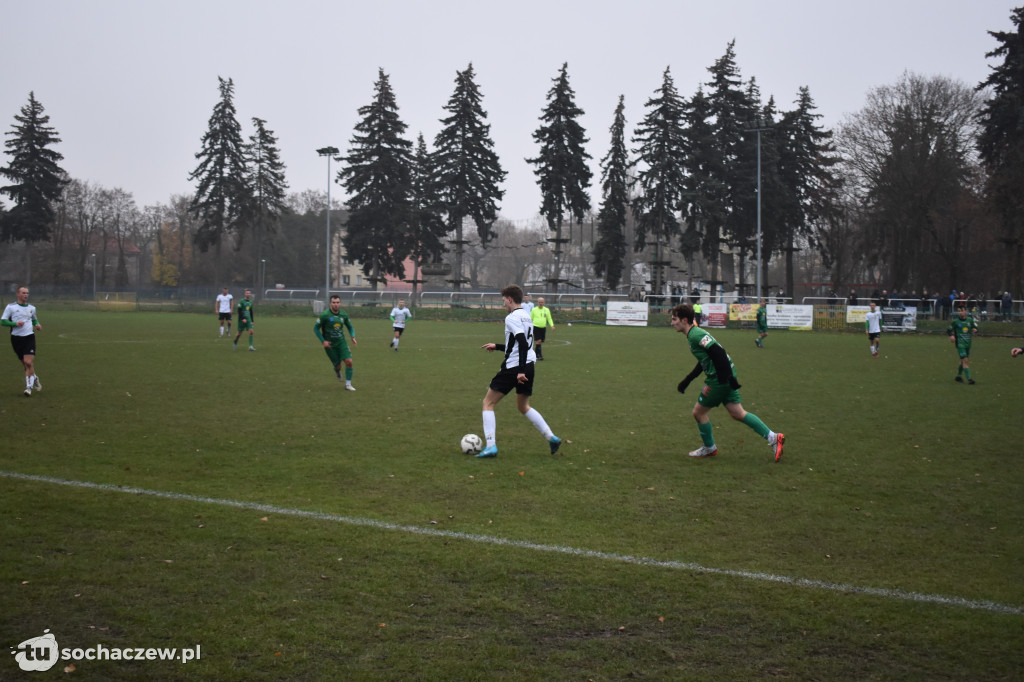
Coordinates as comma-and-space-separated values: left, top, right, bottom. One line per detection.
394, 337, 399, 348
523, 408, 553, 440
26, 376, 33, 388
482, 410, 496, 447
767, 430, 777, 444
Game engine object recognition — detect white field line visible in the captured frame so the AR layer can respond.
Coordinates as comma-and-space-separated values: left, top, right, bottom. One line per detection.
2, 470, 1020, 616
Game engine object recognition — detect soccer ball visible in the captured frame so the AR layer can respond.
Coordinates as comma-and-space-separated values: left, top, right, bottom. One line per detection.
460, 434, 483, 454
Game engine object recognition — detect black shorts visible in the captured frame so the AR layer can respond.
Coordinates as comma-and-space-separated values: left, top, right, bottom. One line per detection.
219, 312, 232, 321
489, 364, 535, 396
393, 326, 405, 336
534, 327, 547, 342
868, 332, 880, 341
11, 334, 35, 360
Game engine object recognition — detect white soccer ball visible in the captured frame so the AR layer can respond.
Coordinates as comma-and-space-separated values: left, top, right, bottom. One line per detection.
460, 433, 483, 454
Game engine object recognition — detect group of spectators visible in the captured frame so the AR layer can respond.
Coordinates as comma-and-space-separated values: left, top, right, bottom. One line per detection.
833, 288, 1016, 321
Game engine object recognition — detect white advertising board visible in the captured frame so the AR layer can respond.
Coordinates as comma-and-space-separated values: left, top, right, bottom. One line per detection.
767, 304, 814, 330
606, 301, 649, 326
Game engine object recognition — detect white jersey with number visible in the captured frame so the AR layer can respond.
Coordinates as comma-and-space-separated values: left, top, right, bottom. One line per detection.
2, 302, 37, 337
501, 307, 536, 370
216, 293, 233, 313
865, 310, 882, 334
390, 306, 412, 328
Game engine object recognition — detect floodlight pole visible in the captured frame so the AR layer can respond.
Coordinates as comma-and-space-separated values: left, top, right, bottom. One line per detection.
90, 253, 96, 300
260, 259, 266, 301
746, 118, 772, 300
317, 146, 340, 305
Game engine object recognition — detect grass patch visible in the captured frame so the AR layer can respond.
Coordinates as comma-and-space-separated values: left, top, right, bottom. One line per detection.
1, 311, 1022, 680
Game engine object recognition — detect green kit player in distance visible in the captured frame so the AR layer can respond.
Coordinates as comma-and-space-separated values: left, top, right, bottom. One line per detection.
755, 299, 768, 348
947, 305, 978, 384
315, 295, 357, 391
233, 289, 255, 351
672, 303, 785, 462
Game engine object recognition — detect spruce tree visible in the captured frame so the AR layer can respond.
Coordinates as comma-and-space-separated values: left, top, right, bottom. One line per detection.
340, 68, 414, 289
409, 133, 448, 271
776, 87, 839, 296
188, 77, 248, 256
631, 67, 687, 298
680, 87, 727, 289
593, 95, 630, 290
705, 42, 760, 295
433, 64, 506, 289
243, 116, 289, 282
527, 63, 592, 292
977, 7, 1024, 291
1, 92, 68, 246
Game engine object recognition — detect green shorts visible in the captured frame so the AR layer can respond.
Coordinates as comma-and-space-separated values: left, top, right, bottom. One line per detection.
325, 343, 352, 367
238, 318, 253, 332
956, 343, 971, 359
697, 381, 741, 408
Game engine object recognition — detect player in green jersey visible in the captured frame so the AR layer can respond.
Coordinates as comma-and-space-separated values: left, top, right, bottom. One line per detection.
947, 305, 978, 384
672, 303, 785, 462
315, 295, 357, 390
232, 289, 255, 351
755, 299, 768, 348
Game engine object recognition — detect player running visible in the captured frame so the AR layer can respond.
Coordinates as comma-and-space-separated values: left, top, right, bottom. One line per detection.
477, 285, 561, 459
947, 305, 978, 384
232, 289, 255, 351
215, 287, 233, 337
389, 299, 412, 352
865, 300, 883, 357
315, 295, 357, 390
755, 299, 768, 348
1, 285, 42, 396
672, 303, 785, 462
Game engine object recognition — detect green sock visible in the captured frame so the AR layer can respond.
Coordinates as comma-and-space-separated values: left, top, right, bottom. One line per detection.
742, 412, 770, 439
345, 367, 354, 381
957, 366, 963, 376
698, 421, 715, 447
965, 368, 972, 380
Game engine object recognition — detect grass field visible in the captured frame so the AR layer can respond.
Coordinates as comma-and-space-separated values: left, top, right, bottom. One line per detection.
2, 310, 1022, 680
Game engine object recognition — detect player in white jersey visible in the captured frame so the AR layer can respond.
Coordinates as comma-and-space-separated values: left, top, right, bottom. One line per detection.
388, 299, 413, 352
1, 286, 42, 396
215, 287, 233, 337
865, 301, 883, 357
476, 285, 561, 459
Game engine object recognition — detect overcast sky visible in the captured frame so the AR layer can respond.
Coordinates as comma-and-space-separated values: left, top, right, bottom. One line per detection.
2, 0, 1017, 223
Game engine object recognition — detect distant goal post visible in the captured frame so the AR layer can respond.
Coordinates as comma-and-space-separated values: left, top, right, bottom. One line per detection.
95, 292, 137, 311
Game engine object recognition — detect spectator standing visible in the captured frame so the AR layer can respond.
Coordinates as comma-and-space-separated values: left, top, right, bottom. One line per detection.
1002, 291, 1013, 322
